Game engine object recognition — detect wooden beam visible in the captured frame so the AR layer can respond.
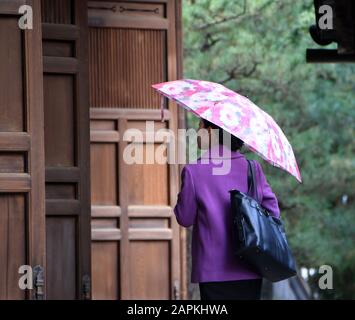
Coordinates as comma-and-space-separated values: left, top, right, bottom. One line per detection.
92, 228, 121, 241
90, 108, 171, 121
0, 0, 25, 15
42, 23, 79, 41
43, 56, 78, 73
46, 199, 80, 216
45, 167, 80, 183
91, 205, 121, 218
0, 173, 31, 192
128, 228, 173, 240
128, 205, 172, 217
0, 133, 30, 151
306, 49, 355, 63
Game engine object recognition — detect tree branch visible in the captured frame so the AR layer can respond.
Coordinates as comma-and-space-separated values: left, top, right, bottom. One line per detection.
196, 0, 247, 30
195, 0, 275, 31
220, 61, 259, 84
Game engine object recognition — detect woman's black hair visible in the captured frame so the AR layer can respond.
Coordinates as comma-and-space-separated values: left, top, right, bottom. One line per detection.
202, 119, 244, 152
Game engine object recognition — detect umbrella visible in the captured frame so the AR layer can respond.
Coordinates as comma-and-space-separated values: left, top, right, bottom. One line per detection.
152, 79, 302, 183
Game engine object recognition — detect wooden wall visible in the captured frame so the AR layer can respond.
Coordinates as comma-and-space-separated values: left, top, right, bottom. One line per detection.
0, 0, 184, 300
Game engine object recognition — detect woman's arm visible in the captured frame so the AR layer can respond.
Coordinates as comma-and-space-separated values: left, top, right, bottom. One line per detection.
174, 166, 198, 227
255, 161, 281, 218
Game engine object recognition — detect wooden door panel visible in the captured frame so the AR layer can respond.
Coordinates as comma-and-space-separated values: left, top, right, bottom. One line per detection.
92, 242, 120, 300
89, 0, 181, 300
41, 0, 73, 24
91, 143, 118, 205
127, 153, 169, 205
89, 27, 166, 109
43, 75, 75, 167
129, 241, 170, 299
46, 217, 77, 300
42, 0, 91, 299
0, 17, 24, 132
90, 117, 121, 300
0, 0, 46, 300
0, 152, 25, 173
0, 194, 26, 300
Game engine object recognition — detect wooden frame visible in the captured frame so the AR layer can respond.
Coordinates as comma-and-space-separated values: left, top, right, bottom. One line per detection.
174, 0, 187, 301
41, 0, 92, 299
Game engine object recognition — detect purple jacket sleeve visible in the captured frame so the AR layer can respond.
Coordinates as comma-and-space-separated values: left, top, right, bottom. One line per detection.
174, 166, 198, 227
255, 161, 281, 218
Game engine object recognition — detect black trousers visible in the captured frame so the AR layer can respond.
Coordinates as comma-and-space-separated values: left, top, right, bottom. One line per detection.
199, 279, 262, 300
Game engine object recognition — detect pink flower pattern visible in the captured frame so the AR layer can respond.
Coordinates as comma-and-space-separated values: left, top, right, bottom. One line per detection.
152, 79, 302, 182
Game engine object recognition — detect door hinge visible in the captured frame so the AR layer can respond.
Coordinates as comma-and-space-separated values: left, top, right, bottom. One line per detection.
173, 280, 180, 300
33, 265, 45, 300
82, 274, 91, 300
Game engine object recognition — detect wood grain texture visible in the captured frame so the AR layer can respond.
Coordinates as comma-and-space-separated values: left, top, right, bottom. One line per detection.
46, 217, 76, 300
89, 28, 165, 109
129, 241, 170, 299
92, 242, 119, 300
88, 1, 168, 29
43, 74, 75, 167
0, 153, 25, 173
0, 17, 24, 132
127, 144, 169, 205
43, 41, 74, 58
91, 143, 118, 205
41, 0, 72, 24
175, 0, 187, 299
0, 194, 26, 300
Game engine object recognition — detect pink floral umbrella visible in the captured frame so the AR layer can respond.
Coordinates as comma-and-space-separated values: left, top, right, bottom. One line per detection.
152, 79, 302, 183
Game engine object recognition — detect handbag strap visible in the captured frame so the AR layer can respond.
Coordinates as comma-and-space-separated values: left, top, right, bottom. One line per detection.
247, 159, 259, 203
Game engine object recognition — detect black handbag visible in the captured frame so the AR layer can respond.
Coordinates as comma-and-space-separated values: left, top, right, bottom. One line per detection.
229, 160, 297, 282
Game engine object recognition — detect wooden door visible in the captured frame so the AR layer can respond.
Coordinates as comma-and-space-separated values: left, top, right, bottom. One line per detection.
41, 0, 92, 299
0, 0, 46, 299
88, 0, 183, 299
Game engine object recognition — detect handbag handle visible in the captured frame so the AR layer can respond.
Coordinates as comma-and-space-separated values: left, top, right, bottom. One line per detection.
247, 160, 259, 203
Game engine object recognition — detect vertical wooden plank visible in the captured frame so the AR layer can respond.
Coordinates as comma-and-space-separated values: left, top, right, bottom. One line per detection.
118, 118, 130, 299
167, 0, 181, 300
26, 0, 46, 298
175, 0, 187, 301
90, 123, 121, 299
75, 0, 92, 300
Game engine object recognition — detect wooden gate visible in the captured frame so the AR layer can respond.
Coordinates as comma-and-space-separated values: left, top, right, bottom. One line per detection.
0, 0, 184, 300
0, 0, 46, 299
41, 0, 92, 299
88, 0, 183, 299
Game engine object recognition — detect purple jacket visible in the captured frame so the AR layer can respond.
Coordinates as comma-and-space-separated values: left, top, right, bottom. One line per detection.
174, 144, 280, 283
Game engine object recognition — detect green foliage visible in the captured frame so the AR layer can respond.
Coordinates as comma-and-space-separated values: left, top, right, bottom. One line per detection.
183, 0, 355, 299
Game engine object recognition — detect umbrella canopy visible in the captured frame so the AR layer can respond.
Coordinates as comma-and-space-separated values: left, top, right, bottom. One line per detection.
152, 79, 302, 183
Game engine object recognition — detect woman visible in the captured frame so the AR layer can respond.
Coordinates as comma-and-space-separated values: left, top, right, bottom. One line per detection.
174, 119, 281, 300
